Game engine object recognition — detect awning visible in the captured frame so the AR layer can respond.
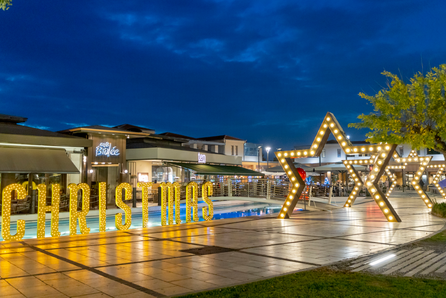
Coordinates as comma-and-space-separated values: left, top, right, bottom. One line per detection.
311, 163, 368, 173
168, 163, 264, 176
267, 163, 312, 173
0, 147, 80, 174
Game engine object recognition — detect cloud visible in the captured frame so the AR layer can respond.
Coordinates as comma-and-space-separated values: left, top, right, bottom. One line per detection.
62, 122, 90, 128
0, 0, 445, 150
18, 124, 50, 130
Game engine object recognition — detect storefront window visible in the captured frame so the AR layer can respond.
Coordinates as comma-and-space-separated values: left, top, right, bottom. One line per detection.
0, 173, 67, 215
152, 165, 182, 183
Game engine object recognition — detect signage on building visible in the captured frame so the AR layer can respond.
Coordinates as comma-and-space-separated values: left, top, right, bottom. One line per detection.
138, 173, 149, 182
198, 153, 206, 163
96, 142, 120, 157
91, 137, 125, 164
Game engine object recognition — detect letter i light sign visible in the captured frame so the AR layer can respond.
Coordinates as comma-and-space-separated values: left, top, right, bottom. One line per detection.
276, 112, 401, 222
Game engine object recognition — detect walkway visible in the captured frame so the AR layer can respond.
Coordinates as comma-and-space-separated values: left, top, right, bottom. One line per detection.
0, 191, 445, 297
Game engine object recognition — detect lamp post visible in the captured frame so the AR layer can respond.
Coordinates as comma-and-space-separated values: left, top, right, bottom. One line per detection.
257, 146, 262, 171
266, 147, 271, 169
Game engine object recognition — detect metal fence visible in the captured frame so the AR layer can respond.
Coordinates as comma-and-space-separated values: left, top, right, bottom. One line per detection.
8, 178, 428, 215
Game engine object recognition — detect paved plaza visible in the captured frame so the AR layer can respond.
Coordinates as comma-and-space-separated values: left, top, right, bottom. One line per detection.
1, 190, 445, 297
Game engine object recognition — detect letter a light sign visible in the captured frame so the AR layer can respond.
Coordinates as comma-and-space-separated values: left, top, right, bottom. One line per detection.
276, 112, 401, 222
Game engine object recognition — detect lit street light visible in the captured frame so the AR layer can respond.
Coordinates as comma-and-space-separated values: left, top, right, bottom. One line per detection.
266, 147, 271, 169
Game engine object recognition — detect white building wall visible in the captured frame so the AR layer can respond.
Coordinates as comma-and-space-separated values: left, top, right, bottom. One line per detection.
135, 161, 153, 182
294, 142, 445, 165
244, 156, 258, 162
224, 140, 245, 159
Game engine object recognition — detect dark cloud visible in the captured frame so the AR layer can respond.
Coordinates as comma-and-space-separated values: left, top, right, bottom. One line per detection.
1, 0, 445, 149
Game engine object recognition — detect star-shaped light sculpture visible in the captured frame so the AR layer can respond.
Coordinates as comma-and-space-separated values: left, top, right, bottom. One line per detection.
384, 166, 403, 197
342, 155, 377, 207
387, 150, 434, 209
384, 150, 405, 197
429, 163, 446, 199
275, 112, 401, 222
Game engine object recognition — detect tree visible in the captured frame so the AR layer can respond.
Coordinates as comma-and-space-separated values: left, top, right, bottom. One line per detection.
1, 0, 12, 11
349, 65, 446, 160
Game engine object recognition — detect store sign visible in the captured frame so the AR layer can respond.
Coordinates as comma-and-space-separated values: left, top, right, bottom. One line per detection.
0, 182, 213, 242
96, 142, 120, 157
138, 173, 149, 182
198, 153, 206, 163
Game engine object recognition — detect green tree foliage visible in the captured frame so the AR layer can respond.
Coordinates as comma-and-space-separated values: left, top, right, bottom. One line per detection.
350, 65, 446, 159
0, 0, 12, 11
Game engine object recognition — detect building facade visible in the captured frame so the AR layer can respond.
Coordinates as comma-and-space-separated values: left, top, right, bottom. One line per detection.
0, 114, 91, 214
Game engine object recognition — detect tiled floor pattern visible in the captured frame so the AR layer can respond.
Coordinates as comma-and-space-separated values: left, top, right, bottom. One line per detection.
0, 191, 445, 297
349, 248, 446, 277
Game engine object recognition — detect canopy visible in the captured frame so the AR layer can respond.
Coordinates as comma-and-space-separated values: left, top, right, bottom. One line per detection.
310, 163, 368, 173
169, 163, 264, 176
0, 147, 79, 174
267, 163, 312, 173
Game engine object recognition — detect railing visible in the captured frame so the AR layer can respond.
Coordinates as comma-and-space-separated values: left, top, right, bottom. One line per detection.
6, 178, 441, 215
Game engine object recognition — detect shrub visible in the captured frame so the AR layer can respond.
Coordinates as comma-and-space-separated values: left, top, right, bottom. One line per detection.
432, 202, 446, 218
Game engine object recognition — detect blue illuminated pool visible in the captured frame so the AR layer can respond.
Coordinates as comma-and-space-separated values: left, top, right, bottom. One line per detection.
1, 201, 283, 240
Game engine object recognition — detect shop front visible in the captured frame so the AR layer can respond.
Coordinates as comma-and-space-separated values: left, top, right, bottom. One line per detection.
62, 126, 151, 206
0, 114, 91, 215
127, 146, 263, 186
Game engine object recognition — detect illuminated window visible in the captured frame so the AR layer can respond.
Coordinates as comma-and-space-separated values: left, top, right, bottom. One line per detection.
337, 149, 341, 158
399, 147, 404, 156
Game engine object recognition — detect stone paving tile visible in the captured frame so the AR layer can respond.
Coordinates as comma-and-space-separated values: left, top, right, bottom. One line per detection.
0, 191, 444, 297
339, 229, 434, 245
72, 294, 111, 298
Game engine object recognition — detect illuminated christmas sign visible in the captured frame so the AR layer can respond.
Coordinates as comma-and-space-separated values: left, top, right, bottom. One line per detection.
0, 182, 213, 241
95, 142, 120, 157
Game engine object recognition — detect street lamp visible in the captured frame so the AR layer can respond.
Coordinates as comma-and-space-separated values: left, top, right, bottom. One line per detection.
266, 147, 271, 169
257, 146, 262, 171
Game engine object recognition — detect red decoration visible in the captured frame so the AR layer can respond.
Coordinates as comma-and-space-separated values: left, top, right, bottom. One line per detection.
297, 168, 306, 180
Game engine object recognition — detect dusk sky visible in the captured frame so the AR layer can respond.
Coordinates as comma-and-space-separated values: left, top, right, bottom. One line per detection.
1, 0, 446, 150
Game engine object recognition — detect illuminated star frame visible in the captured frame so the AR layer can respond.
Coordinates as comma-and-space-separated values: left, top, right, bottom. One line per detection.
342, 156, 377, 207
429, 164, 446, 199
384, 150, 405, 197
275, 112, 401, 222
388, 150, 434, 209
384, 167, 400, 197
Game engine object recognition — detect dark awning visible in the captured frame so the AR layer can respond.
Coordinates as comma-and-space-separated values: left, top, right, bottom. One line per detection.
267, 162, 312, 173
0, 147, 80, 174
169, 163, 264, 176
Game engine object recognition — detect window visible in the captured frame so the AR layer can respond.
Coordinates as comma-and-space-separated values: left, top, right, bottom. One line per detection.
399, 147, 404, 156
236, 146, 238, 155
231, 145, 234, 155
337, 149, 341, 158
321, 149, 326, 158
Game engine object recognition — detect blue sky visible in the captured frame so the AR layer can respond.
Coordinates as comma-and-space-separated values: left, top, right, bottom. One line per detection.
1, 0, 446, 150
